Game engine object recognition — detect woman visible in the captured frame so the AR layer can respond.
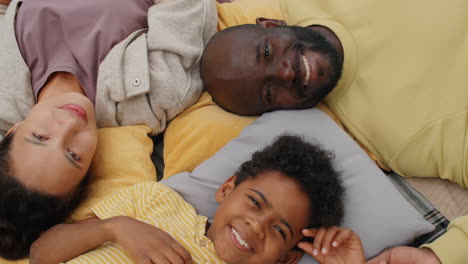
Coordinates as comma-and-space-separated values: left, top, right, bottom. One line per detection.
0, 0, 216, 259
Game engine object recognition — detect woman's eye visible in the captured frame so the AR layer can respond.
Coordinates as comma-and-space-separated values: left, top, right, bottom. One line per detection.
274, 225, 286, 239
32, 133, 48, 141
249, 196, 261, 209
67, 149, 81, 161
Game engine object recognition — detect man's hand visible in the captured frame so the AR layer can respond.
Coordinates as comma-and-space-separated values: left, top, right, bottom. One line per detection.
368, 247, 442, 264
0, 0, 11, 6
297, 226, 366, 264
110, 216, 192, 264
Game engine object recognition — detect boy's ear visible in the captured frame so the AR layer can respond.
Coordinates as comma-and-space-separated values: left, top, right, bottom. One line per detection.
275, 250, 304, 264
256, 17, 287, 28
5, 122, 22, 137
215, 175, 237, 203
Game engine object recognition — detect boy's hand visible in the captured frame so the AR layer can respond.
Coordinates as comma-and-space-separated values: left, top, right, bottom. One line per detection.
297, 226, 366, 264
110, 216, 192, 264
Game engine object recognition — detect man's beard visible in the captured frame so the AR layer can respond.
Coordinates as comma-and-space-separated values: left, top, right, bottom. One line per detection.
283, 25, 343, 101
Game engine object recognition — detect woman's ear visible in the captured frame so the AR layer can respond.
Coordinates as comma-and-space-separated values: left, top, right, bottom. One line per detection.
215, 175, 237, 203
276, 250, 304, 264
256, 17, 287, 28
5, 122, 22, 137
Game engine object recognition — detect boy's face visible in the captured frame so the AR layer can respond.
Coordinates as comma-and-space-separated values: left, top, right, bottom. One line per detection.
206, 171, 310, 264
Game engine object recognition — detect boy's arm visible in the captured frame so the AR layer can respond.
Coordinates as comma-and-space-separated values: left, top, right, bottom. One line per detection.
30, 216, 111, 264
298, 226, 366, 264
30, 216, 192, 264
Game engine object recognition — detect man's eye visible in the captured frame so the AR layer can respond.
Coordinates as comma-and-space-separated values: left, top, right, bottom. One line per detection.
67, 149, 81, 161
274, 225, 286, 240
249, 196, 261, 209
32, 133, 48, 141
264, 43, 270, 60
266, 86, 272, 104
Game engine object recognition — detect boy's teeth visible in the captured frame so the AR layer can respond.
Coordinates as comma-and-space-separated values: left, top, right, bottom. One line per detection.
231, 227, 250, 249
302, 55, 310, 86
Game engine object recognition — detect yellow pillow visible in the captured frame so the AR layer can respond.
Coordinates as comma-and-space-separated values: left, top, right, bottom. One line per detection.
0, 125, 156, 263
70, 125, 156, 222
163, 92, 256, 178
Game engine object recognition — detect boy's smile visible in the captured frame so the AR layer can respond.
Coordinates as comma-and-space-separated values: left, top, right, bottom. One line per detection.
205, 171, 311, 264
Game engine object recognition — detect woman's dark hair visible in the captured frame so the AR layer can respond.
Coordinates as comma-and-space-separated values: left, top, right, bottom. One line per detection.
235, 134, 344, 228
0, 133, 89, 260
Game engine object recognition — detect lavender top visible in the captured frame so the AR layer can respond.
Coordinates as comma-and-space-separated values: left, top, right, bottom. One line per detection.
15, 0, 153, 102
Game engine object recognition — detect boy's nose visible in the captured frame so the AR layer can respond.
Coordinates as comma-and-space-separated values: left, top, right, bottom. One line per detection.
251, 221, 265, 240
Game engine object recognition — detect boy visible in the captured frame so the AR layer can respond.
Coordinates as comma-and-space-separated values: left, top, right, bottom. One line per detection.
30, 135, 365, 264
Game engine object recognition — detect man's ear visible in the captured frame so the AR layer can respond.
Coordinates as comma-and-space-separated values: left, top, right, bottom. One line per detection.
256, 17, 287, 28
5, 122, 22, 137
275, 250, 304, 264
215, 175, 237, 203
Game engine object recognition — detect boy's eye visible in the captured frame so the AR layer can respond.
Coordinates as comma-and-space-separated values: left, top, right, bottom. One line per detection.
249, 196, 261, 209
274, 225, 286, 240
32, 133, 48, 141
67, 149, 81, 161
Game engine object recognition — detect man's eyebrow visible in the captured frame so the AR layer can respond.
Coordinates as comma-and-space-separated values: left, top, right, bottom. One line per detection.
249, 188, 294, 238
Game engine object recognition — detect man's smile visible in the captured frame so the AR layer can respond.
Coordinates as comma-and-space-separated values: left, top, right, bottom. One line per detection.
302, 54, 311, 86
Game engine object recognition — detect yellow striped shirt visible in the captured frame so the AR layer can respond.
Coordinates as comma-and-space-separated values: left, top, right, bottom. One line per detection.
67, 182, 225, 264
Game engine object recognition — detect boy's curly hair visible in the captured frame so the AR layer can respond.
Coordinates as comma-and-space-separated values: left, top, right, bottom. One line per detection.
235, 134, 344, 228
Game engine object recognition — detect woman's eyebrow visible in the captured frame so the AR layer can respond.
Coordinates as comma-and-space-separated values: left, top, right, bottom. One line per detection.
64, 153, 82, 169
24, 136, 47, 146
24, 137, 82, 169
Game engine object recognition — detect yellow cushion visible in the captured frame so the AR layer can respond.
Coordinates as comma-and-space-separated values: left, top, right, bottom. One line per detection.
163, 92, 256, 178
70, 125, 156, 222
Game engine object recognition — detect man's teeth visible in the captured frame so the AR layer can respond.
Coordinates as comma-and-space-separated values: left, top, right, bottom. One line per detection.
232, 227, 250, 249
302, 55, 310, 86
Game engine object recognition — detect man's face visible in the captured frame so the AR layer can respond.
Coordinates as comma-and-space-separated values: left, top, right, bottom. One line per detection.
206, 171, 310, 264
202, 20, 338, 115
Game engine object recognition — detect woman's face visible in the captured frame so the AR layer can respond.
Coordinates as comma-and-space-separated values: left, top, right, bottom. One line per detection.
9, 92, 98, 196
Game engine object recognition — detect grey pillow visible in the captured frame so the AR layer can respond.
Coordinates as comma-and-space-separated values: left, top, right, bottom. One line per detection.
162, 108, 434, 262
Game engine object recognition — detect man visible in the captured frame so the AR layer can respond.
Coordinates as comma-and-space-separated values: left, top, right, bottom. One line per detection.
273, 0, 467, 263
201, 18, 344, 115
